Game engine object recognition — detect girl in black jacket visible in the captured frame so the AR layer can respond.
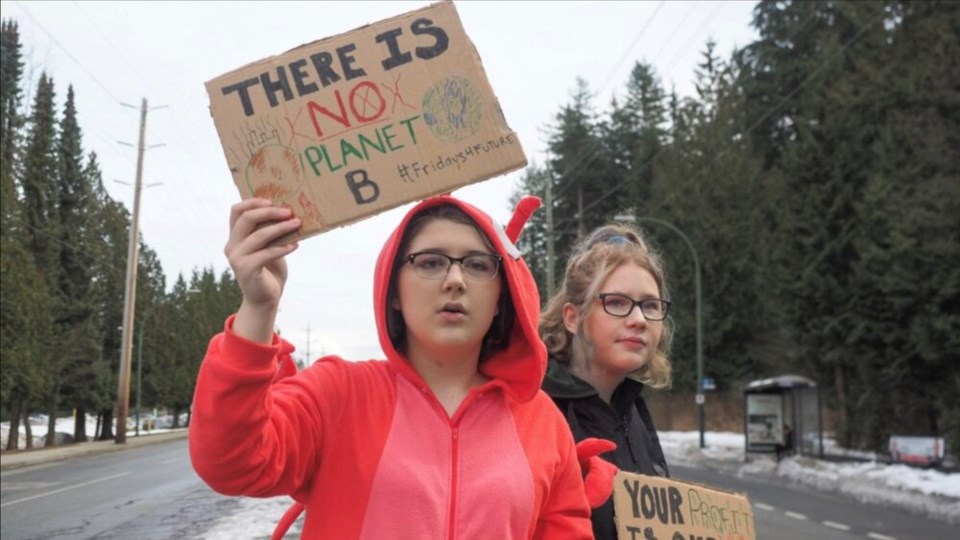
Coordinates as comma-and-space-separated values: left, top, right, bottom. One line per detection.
540, 223, 674, 540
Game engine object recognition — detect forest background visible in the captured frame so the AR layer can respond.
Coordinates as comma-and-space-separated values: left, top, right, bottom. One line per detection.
1, 1, 957, 454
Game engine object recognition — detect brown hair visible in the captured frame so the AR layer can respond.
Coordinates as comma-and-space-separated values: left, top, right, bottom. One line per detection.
386, 204, 514, 359
539, 223, 673, 388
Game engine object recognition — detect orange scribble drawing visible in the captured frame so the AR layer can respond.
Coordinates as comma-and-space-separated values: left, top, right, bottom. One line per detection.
245, 145, 304, 203
253, 183, 291, 200
283, 147, 301, 174
250, 147, 267, 172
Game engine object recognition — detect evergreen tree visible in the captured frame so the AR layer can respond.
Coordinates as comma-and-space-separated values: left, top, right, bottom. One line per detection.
56, 86, 102, 441
158, 268, 241, 427
151, 276, 192, 420
20, 72, 62, 443
21, 73, 60, 289
0, 210, 53, 449
0, 18, 23, 409
737, 0, 826, 168
614, 61, 668, 210
86, 153, 130, 440
736, 0, 958, 450
1, 18, 24, 171
0, 20, 52, 449
646, 42, 778, 391
1, 148, 54, 449
843, 0, 960, 450
547, 78, 617, 260
132, 242, 166, 427
511, 0, 956, 452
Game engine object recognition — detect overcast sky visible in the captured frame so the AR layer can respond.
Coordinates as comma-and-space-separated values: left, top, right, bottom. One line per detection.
2, 0, 759, 363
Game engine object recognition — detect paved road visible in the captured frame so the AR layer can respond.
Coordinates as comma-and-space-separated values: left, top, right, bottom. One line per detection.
3, 437, 954, 540
0, 438, 239, 540
672, 463, 957, 540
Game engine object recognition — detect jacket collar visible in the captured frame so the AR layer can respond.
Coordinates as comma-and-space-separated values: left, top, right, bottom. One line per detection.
543, 359, 646, 410
543, 359, 596, 399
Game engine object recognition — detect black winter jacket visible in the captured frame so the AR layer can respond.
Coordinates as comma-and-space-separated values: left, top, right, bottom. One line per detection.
543, 360, 669, 540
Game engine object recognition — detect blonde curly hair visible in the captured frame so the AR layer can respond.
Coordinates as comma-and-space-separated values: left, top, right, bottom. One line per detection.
539, 222, 673, 389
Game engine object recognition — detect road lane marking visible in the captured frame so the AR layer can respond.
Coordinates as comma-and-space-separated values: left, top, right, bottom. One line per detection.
0, 481, 59, 491
0, 471, 130, 507
867, 533, 897, 540
754, 503, 775, 511
785, 511, 808, 520
159, 458, 179, 465
823, 521, 851, 531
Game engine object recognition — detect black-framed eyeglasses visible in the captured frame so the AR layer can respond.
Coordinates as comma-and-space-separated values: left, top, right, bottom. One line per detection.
406, 251, 502, 281
598, 293, 671, 321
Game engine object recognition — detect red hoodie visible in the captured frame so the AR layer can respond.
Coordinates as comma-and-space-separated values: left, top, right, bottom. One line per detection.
189, 196, 592, 539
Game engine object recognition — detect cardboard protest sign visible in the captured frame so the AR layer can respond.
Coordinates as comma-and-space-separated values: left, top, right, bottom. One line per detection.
613, 471, 756, 540
205, 1, 526, 239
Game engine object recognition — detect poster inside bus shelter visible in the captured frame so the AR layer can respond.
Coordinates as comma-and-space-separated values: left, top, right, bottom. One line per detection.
205, 1, 526, 239
613, 470, 756, 540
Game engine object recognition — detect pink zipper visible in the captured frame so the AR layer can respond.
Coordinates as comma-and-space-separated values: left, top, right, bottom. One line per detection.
447, 424, 460, 540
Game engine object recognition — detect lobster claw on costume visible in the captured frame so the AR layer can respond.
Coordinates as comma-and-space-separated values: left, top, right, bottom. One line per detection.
576, 438, 618, 509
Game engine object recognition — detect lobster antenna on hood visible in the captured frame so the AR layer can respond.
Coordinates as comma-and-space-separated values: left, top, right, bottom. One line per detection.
505, 196, 542, 244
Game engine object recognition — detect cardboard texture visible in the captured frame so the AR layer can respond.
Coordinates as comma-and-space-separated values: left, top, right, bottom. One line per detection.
205, 1, 526, 239
613, 470, 756, 540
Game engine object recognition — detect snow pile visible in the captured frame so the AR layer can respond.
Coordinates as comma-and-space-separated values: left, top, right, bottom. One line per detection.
659, 431, 960, 525
197, 430, 959, 538
5, 418, 954, 536
0, 414, 178, 449
203, 496, 301, 540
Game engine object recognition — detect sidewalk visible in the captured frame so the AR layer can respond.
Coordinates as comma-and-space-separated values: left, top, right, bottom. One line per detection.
0, 429, 189, 471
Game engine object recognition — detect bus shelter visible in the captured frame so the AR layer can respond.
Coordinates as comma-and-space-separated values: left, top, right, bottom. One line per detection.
744, 374, 822, 459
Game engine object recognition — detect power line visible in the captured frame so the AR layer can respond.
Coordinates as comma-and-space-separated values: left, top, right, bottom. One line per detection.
650, 1, 700, 68
51, 2, 206, 242
9, 4, 229, 299
11, 0, 165, 229
595, 1, 667, 95
662, 1, 727, 80
560, 4, 889, 224
70, 1, 163, 102
551, 1, 726, 207
550, 1, 697, 203
12, 0, 128, 106
65, 0, 219, 222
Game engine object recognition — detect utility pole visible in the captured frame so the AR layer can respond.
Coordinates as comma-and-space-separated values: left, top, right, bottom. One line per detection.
634, 216, 705, 449
115, 98, 148, 444
544, 165, 556, 299
136, 318, 144, 437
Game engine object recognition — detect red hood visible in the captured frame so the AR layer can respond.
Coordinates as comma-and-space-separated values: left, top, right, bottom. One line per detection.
373, 195, 545, 403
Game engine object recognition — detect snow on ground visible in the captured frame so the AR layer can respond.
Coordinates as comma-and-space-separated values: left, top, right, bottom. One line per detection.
0, 413, 180, 449
661, 431, 960, 498
199, 431, 959, 539
4, 418, 956, 537
202, 496, 302, 540
661, 431, 960, 525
